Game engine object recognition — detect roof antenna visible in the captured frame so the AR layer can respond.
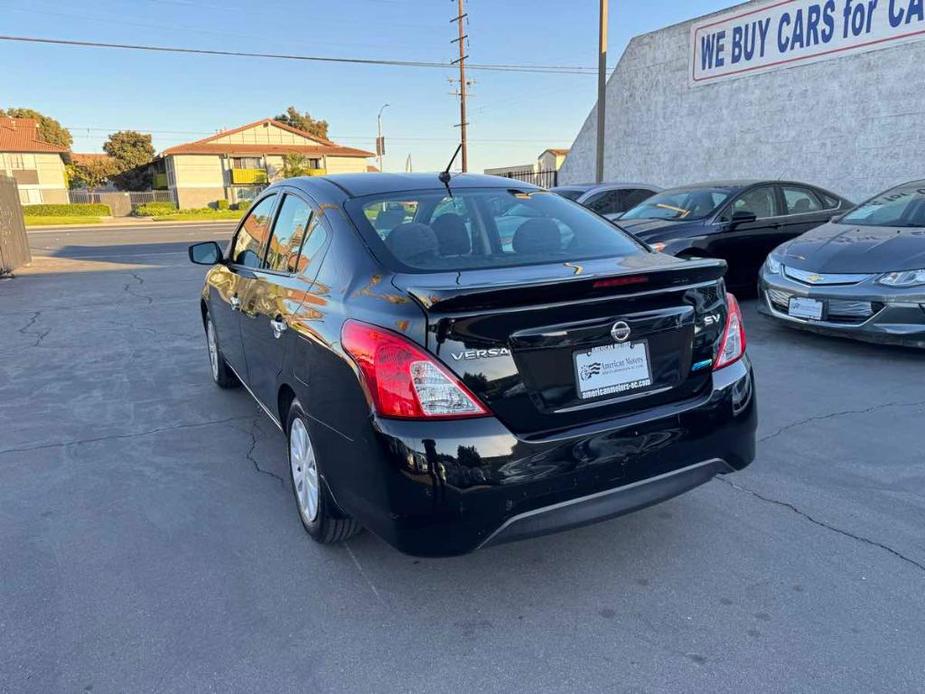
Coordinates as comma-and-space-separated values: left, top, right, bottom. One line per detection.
439, 143, 463, 196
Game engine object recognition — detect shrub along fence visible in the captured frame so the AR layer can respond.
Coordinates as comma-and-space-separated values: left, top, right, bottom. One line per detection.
23, 203, 111, 217
69, 190, 176, 216
0, 175, 30, 275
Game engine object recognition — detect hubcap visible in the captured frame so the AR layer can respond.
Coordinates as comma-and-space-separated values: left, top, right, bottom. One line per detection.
289, 417, 319, 522
206, 319, 219, 381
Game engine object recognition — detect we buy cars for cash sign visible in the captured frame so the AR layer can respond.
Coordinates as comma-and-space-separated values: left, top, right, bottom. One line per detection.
691, 0, 925, 84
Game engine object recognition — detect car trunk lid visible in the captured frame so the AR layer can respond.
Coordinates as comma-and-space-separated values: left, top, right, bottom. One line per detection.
393, 255, 729, 436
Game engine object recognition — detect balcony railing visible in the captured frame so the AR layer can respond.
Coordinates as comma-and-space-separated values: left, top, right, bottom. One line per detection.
306, 168, 327, 177
231, 168, 269, 185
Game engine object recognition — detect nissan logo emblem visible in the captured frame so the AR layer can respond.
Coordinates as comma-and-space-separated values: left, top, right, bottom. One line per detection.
611, 321, 631, 343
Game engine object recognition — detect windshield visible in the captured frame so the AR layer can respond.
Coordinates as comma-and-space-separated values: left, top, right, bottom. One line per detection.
346, 188, 646, 272
621, 188, 734, 221
551, 188, 586, 201
841, 184, 925, 228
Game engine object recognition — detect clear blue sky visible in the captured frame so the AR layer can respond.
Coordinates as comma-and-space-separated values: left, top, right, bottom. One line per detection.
0, 0, 731, 172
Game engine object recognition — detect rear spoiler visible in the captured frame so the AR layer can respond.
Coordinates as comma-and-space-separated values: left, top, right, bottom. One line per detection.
395, 259, 727, 314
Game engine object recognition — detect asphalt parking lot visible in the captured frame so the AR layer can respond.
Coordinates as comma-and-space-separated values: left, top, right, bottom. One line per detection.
2, 223, 924, 693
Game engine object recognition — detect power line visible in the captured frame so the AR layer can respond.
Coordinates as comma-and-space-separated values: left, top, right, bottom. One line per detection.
0, 35, 600, 75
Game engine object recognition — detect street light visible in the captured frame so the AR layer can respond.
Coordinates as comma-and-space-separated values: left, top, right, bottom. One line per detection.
377, 104, 390, 173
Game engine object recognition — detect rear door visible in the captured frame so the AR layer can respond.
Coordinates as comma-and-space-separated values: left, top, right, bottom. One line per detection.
777, 185, 837, 242
711, 185, 784, 287
240, 191, 330, 410
209, 193, 278, 375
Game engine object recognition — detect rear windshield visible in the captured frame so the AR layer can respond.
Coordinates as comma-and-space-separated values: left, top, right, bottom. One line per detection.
621, 188, 734, 221
841, 184, 925, 228
345, 188, 646, 272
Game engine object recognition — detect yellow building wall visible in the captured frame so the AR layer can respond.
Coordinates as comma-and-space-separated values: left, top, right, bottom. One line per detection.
211, 123, 325, 147
323, 156, 368, 174
171, 154, 224, 187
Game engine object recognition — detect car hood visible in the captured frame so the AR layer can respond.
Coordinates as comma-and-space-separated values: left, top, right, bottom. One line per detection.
780, 222, 925, 273
614, 218, 690, 240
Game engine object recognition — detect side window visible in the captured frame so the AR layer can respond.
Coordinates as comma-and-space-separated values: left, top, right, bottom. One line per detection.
624, 188, 655, 210
264, 194, 312, 273
231, 194, 277, 267
585, 190, 621, 215
295, 217, 329, 277
782, 186, 824, 215
724, 186, 779, 221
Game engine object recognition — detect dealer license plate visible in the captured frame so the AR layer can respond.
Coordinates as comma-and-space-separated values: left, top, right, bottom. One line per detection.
789, 297, 824, 320
574, 341, 653, 400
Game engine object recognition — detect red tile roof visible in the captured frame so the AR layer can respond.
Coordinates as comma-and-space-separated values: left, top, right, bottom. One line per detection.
0, 117, 69, 154
161, 118, 373, 159
543, 148, 570, 156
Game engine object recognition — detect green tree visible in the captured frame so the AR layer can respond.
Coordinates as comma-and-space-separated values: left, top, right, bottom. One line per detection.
274, 107, 329, 140
103, 130, 156, 190
281, 153, 311, 178
67, 157, 117, 192
0, 107, 73, 150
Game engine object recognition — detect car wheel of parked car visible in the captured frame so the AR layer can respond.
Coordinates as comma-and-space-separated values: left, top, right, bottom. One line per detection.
205, 312, 238, 389
286, 400, 362, 544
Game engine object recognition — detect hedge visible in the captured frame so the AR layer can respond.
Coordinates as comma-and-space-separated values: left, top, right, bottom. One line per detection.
235, 200, 251, 211
23, 203, 111, 217
133, 201, 179, 216
215, 199, 230, 210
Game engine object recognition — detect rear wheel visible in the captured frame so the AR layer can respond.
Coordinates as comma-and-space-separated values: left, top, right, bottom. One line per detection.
205, 311, 238, 389
286, 400, 362, 544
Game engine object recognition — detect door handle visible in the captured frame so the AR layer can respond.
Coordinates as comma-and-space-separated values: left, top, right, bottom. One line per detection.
230, 295, 241, 311
270, 317, 288, 339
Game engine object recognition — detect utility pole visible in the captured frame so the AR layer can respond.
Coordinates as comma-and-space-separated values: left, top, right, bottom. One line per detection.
451, 0, 469, 172
376, 103, 389, 173
595, 0, 608, 184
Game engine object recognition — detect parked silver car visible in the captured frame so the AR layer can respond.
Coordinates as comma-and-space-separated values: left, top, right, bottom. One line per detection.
550, 182, 660, 217
758, 180, 925, 348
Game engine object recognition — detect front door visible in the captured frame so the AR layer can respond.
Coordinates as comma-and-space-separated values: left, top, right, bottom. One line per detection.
214, 193, 279, 377
711, 185, 784, 288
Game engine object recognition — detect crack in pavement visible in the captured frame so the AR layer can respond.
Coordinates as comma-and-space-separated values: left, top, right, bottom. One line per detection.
16, 311, 50, 347
760, 399, 925, 443
716, 476, 925, 573
123, 271, 154, 305
0, 415, 254, 459
244, 417, 285, 486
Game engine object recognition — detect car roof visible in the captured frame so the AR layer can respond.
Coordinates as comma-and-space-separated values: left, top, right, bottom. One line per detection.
274, 172, 541, 200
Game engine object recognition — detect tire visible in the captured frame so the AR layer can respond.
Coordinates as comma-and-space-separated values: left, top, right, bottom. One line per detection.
204, 310, 238, 389
286, 399, 362, 544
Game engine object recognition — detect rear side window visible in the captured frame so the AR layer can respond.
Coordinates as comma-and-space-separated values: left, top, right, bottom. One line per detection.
585, 190, 622, 215
782, 186, 824, 215
264, 193, 312, 273
231, 194, 277, 267
346, 188, 645, 272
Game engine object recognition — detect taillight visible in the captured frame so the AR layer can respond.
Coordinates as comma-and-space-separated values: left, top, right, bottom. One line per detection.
341, 320, 489, 420
713, 292, 747, 370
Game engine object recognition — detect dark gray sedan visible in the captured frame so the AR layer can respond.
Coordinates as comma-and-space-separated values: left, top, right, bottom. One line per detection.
758, 180, 925, 348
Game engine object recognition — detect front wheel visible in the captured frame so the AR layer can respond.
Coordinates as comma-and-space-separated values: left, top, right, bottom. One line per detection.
287, 400, 362, 544
205, 311, 238, 389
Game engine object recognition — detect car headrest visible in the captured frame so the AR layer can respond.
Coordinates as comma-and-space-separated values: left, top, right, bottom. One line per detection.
385, 222, 439, 264
793, 198, 811, 213
431, 213, 471, 255
512, 218, 561, 255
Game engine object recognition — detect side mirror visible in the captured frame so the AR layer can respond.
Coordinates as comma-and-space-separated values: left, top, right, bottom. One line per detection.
829, 212, 846, 223
189, 241, 224, 266
730, 210, 757, 226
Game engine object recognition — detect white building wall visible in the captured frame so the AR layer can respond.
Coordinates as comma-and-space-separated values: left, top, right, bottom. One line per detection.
559, 0, 925, 202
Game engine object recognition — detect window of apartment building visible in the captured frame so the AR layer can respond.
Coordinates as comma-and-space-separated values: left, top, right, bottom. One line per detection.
7, 154, 35, 170
18, 188, 43, 204
231, 157, 263, 169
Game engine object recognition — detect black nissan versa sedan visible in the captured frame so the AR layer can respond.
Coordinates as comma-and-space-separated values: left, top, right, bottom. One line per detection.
759, 180, 925, 348
188, 173, 757, 557
611, 181, 852, 291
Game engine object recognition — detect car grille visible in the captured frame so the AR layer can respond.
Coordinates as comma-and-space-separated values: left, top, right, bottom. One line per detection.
765, 290, 883, 325
783, 266, 872, 286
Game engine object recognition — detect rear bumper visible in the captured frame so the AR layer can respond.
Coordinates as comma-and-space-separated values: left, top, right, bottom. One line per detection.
338, 358, 756, 557
757, 272, 925, 349
480, 458, 733, 549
